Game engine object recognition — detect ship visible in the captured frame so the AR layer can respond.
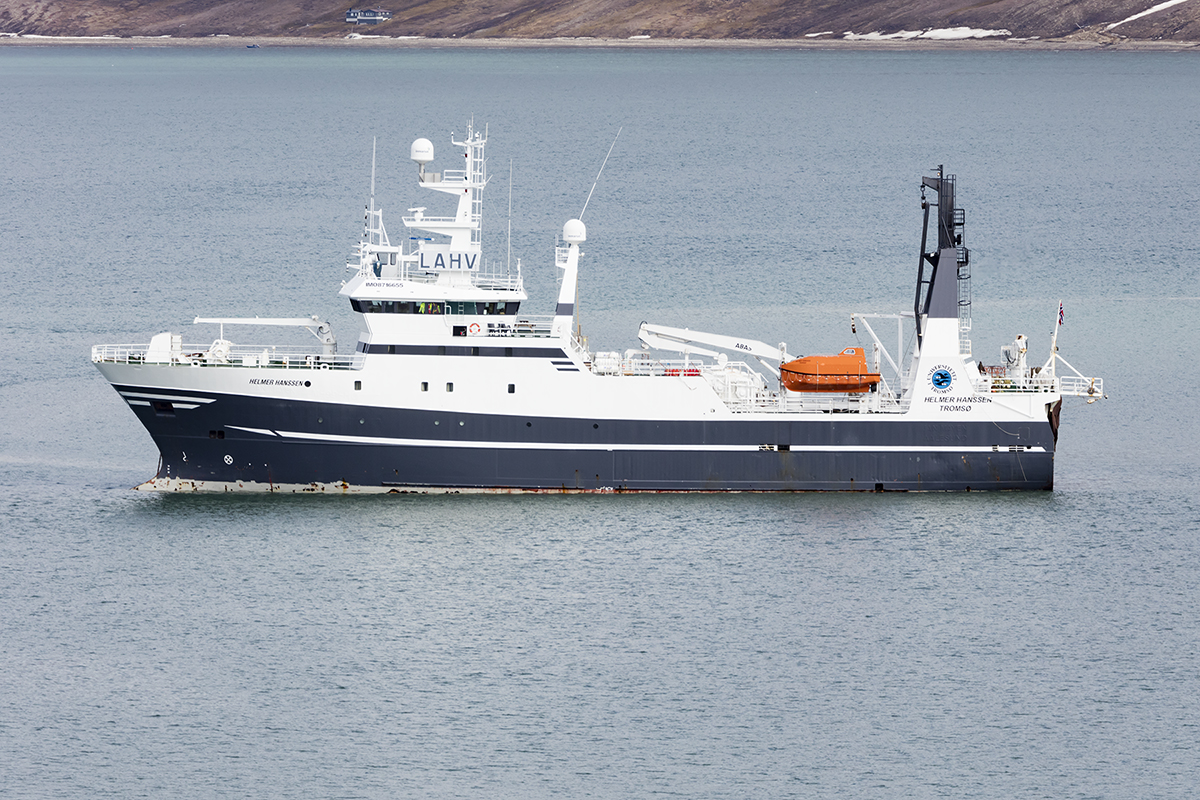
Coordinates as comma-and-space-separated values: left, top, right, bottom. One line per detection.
92, 122, 1105, 493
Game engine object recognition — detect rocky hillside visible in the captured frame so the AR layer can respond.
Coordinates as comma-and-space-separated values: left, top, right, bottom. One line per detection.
2, 0, 1199, 42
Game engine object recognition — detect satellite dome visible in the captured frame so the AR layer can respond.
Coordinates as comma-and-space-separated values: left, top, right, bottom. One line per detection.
563, 219, 586, 244
410, 138, 434, 165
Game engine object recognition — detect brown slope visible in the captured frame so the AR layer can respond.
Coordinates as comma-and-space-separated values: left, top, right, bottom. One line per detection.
1, 0, 1198, 41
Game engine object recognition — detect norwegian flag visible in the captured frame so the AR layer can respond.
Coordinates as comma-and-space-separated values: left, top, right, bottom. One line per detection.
1058, 302, 1064, 327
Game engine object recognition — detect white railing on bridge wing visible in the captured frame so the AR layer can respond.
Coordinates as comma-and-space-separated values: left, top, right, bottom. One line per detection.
472, 273, 524, 291
92, 344, 364, 370
370, 263, 523, 291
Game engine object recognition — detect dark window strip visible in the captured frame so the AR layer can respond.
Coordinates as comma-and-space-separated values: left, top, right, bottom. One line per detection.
351, 299, 520, 316
362, 344, 566, 359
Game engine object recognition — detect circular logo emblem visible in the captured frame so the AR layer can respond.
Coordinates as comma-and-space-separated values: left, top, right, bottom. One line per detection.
927, 364, 956, 393
224, 455, 234, 465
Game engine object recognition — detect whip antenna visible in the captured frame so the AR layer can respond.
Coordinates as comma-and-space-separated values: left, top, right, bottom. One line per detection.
507, 159, 513, 273
580, 127, 622, 221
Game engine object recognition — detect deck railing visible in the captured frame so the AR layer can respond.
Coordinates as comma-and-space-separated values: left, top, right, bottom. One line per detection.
478, 316, 556, 338
367, 263, 524, 291
92, 344, 364, 370
1059, 374, 1103, 397
601, 356, 909, 414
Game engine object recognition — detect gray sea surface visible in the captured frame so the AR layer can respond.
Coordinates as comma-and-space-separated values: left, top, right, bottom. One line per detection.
2, 46, 1199, 798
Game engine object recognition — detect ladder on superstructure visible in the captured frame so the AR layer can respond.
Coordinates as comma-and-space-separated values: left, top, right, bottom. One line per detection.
455, 123, 487, 251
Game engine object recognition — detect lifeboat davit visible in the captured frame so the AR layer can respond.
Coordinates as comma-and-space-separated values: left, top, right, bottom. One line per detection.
780, 347, 882, 393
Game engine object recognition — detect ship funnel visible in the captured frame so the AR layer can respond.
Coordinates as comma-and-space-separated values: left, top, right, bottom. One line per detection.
563, 219, 586, 244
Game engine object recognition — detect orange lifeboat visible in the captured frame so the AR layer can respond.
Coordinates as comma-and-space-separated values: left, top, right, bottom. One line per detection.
780, 347, 882, 393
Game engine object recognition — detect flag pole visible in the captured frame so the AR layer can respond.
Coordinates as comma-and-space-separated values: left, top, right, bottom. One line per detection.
1048, 300, 1062, 378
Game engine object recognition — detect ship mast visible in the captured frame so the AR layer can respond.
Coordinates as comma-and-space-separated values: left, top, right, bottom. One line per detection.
913, 166, 970, 355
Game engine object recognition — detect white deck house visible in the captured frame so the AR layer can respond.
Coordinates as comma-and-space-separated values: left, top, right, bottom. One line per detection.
345, 8, 392, 24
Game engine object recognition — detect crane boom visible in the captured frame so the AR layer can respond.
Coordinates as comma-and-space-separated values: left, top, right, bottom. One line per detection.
638, 323, 791, 362
194, 316, 336, 356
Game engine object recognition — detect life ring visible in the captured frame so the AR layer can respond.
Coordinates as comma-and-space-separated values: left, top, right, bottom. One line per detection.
468, 322, 481, 335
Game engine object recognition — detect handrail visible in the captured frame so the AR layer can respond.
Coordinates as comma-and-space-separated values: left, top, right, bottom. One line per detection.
92, 343, 364, 370
358, 262, 524, 290
477, 316, 556, 338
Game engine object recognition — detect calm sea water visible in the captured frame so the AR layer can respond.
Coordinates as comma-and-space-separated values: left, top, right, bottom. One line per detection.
2, 46, 1199, 798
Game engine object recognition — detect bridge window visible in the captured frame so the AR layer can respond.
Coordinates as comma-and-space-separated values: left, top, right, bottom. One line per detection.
351, 299, 518, 315
479, 301, 520, 315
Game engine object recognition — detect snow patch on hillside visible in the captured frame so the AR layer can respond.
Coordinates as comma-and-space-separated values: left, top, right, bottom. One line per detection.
844, 27, 1011, 41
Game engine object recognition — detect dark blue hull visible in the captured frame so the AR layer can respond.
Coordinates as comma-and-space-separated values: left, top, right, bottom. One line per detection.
116, 384, 1056, 492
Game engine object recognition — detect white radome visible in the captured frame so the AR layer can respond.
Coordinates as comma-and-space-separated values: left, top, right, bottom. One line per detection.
563, 218, 586, 243
410, 138, 434, 165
